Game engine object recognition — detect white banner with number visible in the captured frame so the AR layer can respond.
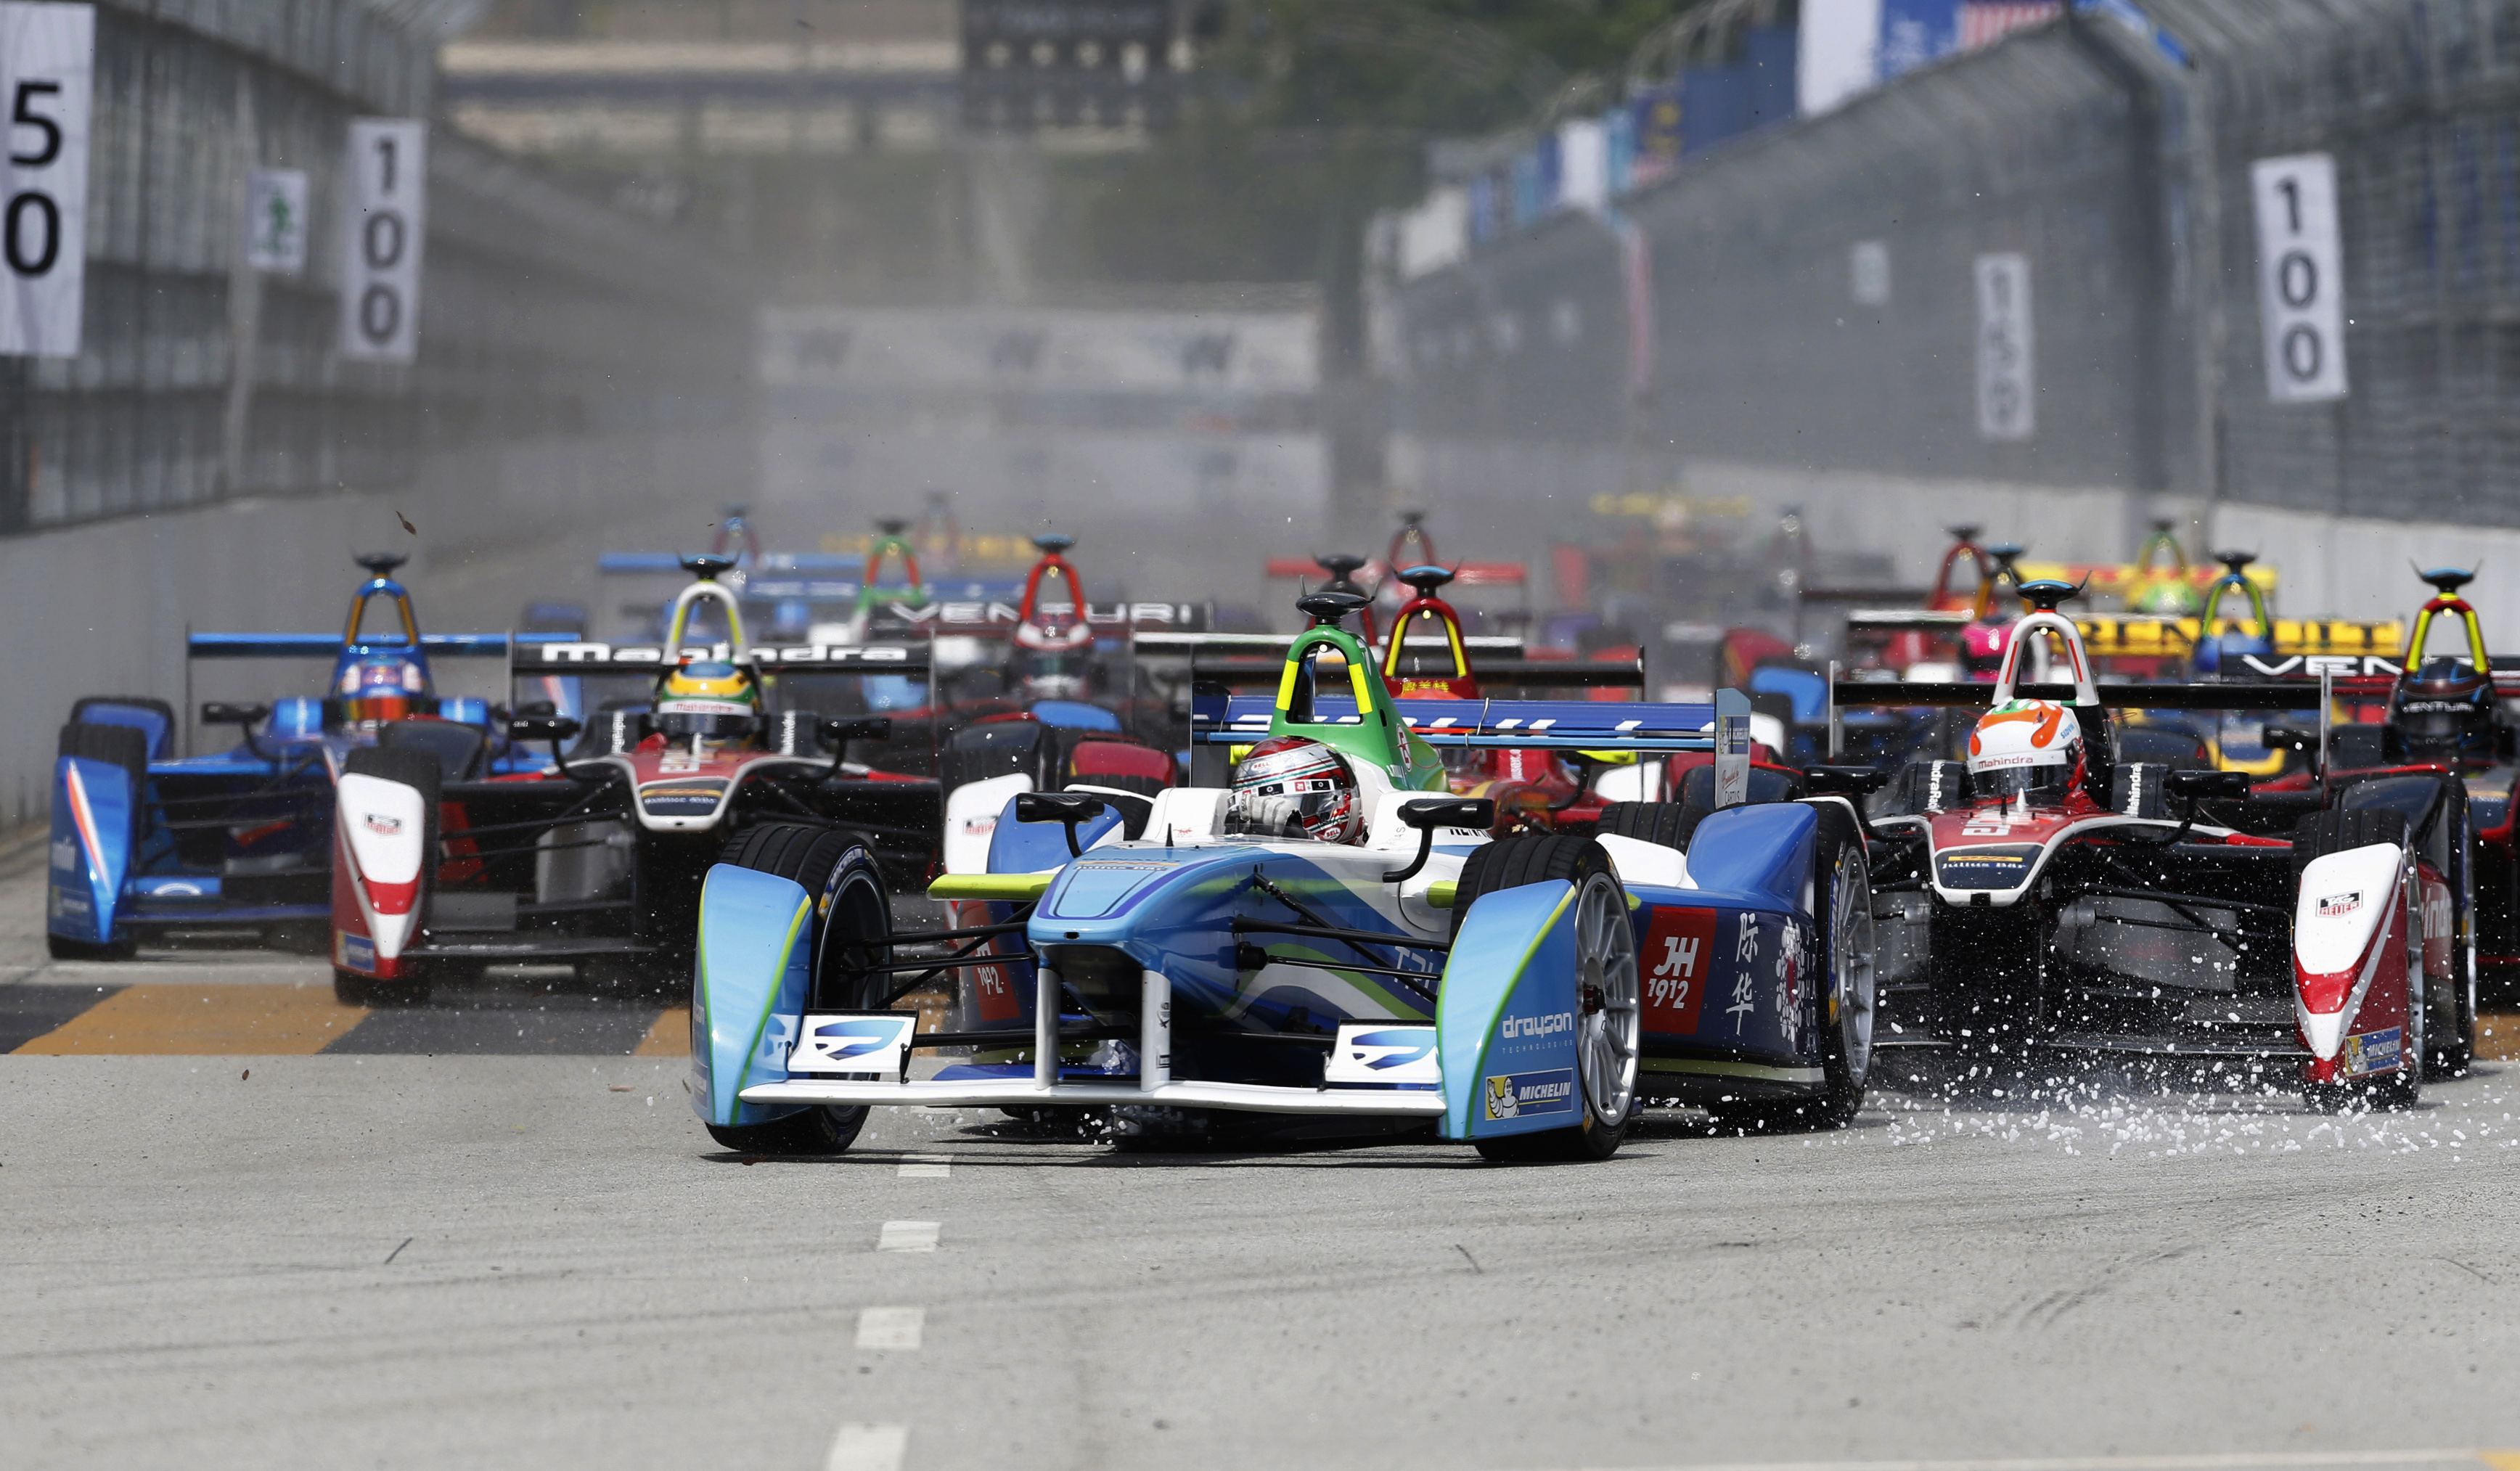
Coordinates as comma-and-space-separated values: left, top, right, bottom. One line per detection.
0, 1, 91, 357
339, 118, 426, 363
1973, 252, 2034, 441
244, 168, 308, 275
2250, 152, 2349, 404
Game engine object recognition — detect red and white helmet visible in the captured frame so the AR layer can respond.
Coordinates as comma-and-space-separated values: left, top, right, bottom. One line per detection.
1230, 735, 1363, 844
1965, 698, 2086, 806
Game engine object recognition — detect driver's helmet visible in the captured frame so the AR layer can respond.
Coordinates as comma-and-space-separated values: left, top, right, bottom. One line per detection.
1017, 650, 1088, 702
2389, 655, 2494, 764
1959, 618, 2011, 678
1965, 698, 2086, 806
1230, 735, 1363, 844
2131, 578, 2201, 617
338, 652, 428, 726
652, 661, 760, 748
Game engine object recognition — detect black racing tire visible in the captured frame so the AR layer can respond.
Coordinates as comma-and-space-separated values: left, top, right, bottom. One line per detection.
1457, 836, 1637, 1163
69, 697, 177, 760
705, 1107, 865, 1157
338, 745, 444, 1006
700, 821, 890, 1157
333, 967, 433, 1007
1926, 903, 2048, 1079
2290, 807, 2411, 876
1450, 832, 1616, 937
1704, 805, 1878, 1134
60, 718, 152, 780
1883, 760, 1968, 818
342, 744, 443, 803
52, 721, 152, 961
2318, 793, 2486, 1078
1595, 800, 1701, 852
2294, 808, 2427, 1108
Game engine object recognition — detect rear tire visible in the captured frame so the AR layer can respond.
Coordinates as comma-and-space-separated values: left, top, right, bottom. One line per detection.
1595, 800, 1700, 852
47, 933, 136, 962
1457, 838, 1637, 1163
51, 721, 151, 962
699, 822, 888, 1157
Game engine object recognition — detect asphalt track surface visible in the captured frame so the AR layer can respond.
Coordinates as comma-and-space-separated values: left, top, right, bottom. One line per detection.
7, 831, 2520, 1471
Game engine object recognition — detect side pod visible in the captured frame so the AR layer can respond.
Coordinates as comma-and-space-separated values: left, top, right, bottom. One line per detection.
49, 751, 136, 944
2293, 842, 2412, 1081
1436, 879, 1582, 1141
692, 863, 815, 1129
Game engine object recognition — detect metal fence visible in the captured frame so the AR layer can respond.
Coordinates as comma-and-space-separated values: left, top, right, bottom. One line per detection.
1392, 0, 2520, 539
1, 0, 749, 533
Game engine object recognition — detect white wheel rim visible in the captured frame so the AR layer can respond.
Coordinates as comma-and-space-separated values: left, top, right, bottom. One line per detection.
1833, 854, 1877, 1086
1574, 870, 1640, 1126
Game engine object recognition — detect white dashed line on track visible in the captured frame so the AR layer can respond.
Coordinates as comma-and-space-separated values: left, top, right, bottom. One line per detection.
822, 1422, 909, 1471
896, 1159, 949, 1179
854, 1306, 924, 1350
876, 1220, 939, 1253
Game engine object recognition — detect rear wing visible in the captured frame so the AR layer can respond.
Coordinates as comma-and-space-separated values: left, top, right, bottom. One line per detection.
1844, 610, 1976, 636
2013, 558, 2279, 595
758, 577, 1028, 606
1191, 692, 1737, 753
1830, 679, 2346, 713
1262, 558, 1530, 589
188, 632, 570, 659
508, 641, 934, 676
1142, 631, 1637, 692
1134, 632, 1523, 656
599, 552, 859, 576
859, 599, 1210, 637
2074, 614, 2402, 658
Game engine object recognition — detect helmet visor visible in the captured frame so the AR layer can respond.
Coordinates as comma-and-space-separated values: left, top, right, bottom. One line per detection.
2395, 697, 2483, 753
655, 710, 756, 742
1971, 762, 2074, 805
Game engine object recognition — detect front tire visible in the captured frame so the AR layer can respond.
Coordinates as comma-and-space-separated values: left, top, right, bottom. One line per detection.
47, 933, 136, 962
1703, 806, 1876, 1134
2294, 808, 2423, 1111
699, 822, 889, 1157
1457, 839, 1638, 1163
333, 967, 433, 1007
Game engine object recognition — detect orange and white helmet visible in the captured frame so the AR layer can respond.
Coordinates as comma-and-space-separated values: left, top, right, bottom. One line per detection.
1965, 698, 2085, 806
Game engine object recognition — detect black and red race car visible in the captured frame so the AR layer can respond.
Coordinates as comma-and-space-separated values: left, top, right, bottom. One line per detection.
1834, 580, 2468, 1108
2253, 567, 2520, 1015
327, 559, 941, 1002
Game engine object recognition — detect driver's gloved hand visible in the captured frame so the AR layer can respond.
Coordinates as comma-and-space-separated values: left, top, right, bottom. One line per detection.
1224, 792, 1309, 840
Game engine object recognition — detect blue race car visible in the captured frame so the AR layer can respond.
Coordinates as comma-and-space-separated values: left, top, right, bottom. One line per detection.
686, 589, 1884, 1160
600, 510, 1029, 645
46, 554, 553, 959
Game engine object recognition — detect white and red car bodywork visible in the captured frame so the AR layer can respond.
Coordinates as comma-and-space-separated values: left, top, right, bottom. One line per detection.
332, 572, 941, 987
1849, 601, 2429, 1093
2290, 819, 2449, 1089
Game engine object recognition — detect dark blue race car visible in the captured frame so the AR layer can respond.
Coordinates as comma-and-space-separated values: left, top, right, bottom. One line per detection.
46, 554, 557, 959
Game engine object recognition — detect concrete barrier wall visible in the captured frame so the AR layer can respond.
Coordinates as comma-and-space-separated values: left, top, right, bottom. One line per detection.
1396, 432, 2520, 652
0, 426, 754, 827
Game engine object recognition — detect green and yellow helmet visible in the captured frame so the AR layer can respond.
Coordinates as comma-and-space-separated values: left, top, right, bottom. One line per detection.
654, 660, 761, 745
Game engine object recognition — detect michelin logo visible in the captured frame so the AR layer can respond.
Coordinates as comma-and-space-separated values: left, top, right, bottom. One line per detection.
2344, 1026, 2402, 1078
1498, 1010, 1574, 1040
1482, 1068, 1577, 1120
